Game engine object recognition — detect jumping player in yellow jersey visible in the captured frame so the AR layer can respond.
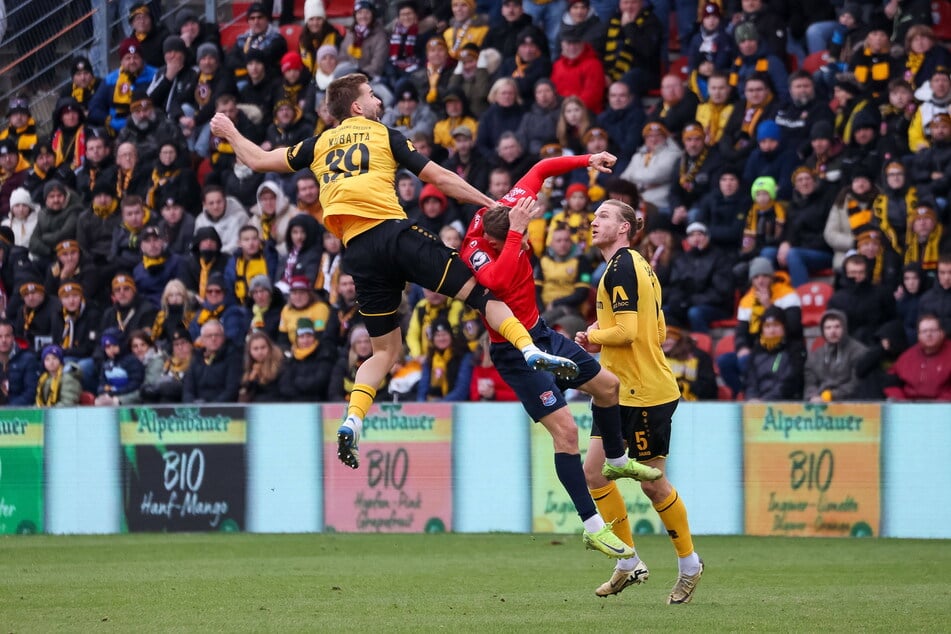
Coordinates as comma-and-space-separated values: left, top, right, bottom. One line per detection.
575, 199, 704, 604
210, 73, 580, 470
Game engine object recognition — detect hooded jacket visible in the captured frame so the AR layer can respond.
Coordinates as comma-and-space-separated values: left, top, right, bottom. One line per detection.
804, 309, 868, 400
193, 195, 250, 254
249, 181, 304, 256
178, 226, 229, 295
29, 188, 83, 261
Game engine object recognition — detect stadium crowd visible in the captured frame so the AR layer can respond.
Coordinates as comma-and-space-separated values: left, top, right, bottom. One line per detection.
1, 0, 951, 407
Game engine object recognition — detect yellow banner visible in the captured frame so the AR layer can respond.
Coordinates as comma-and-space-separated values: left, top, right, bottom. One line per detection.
120, 407, 246, 445
530, 403, 661, 535
0, 419, 43, 447
744, 403, 881, 537
323, 403, 452, 443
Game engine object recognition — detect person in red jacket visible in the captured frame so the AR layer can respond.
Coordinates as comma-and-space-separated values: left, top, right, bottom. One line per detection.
884, 314, 951, 401
550, 30, 606, 114
461, 151, 662, 561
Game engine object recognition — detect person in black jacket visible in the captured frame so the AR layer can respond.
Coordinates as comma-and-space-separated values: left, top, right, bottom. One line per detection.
146, 35, 199, 120
100, 273, 159, 339
668, 122, 723, 228
828, 253, 898, 345
759, 167, 834, 287
279, 316, 328, 401
94, 327, 146, 405
177, 226, 229, 300
238, 331, 285, 402
0, 318, 39, 406
182, 318, 241, 403
52, 281, 101, 392
743, 305, 806, 400
664, 222, 736, 333
693, 166, 749, 254
11, 279, 58, 354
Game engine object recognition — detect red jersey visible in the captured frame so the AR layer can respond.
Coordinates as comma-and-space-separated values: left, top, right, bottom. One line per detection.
461, 154, 591, 343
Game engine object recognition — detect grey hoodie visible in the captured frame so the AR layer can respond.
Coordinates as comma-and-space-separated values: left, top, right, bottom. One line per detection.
804, 308, 868, 401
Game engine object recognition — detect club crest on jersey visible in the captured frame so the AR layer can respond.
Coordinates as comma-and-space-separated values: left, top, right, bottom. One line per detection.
468, 250, 490, 271
539, 390, 557, 406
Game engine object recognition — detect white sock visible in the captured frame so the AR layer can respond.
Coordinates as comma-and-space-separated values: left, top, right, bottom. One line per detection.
615, 554, 641, 571
678, 552, 701, 576
582, 514, 606, 533
606, 455, 629, 468
342, 415, 363, 442
521, 343, 541, 360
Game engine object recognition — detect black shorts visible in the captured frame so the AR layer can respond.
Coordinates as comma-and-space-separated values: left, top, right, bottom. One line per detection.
343, 219, 474, 337
590, 398, 679, 461
490, 318, 601, 422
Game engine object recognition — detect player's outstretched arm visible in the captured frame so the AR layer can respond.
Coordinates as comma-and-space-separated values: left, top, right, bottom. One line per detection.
418, 161, 495, 209
210, 113, 293, 174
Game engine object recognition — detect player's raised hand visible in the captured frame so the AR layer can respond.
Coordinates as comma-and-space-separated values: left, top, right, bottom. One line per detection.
209, 113, 237, 140
507, 196, 536, 234
588, 152, 618, 174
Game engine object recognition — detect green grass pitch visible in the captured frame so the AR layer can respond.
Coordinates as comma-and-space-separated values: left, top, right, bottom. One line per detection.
1, 533, 948, 632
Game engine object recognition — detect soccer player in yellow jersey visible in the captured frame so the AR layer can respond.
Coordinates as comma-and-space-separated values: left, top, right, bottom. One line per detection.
575, 199, 704, 604
210, 73, 580, 470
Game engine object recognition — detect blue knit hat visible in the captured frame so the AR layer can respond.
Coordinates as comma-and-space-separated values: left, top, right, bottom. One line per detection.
756, 120, 781, 142
41, 344, 64, 364
102, 327, 123, 348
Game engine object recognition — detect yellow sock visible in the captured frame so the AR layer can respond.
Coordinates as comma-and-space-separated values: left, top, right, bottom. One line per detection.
348, 384, 376, 420
497, 316, 533, 351
590, 481, 633, 547
653, 487, 694, 558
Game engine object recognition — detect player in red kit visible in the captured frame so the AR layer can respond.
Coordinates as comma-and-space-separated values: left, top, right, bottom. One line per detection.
460, 153, 662, 559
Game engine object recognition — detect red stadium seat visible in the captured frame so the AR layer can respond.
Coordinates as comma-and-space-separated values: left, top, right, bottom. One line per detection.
714, 332, 735, 359
717, 383, 734, 401
690, 332, 713, 355
803, 50, 829, 74
219, 22, 247, 50
281, 24, 303, 49
797, 281, 833, 327
79, 391, 96, 406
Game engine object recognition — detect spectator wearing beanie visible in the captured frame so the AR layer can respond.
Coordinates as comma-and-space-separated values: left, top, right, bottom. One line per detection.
127, 2, 170, 68
146, 35, 199, 120
247, 274, 284, 342
58, 56, 100, 113
157, 195, 197, 257
12, 279, 57, 352
336, 2, 388, 80
44, 239, 101, 308
279, 316, 330, 401
36, 344, 82, 407
298, 0, 342, 75
100, 273, 159, 337
743, 305, 806, 400
0, 138, 30, 217
116, 88, 187, 167
225, 2, 288, 84
743, 120, 799, 201
88, 37, 158, 135
188, 272, 249, 344
77, 182, 122, 275
728, 21, 789, 103
2, 187, 39, 248
182, 318, 242, 403
274, 52, 313, 118
178, 226, 228, 300
550, 26, 605, 114
277, 275, 330, 350
52, 281, 101, 391
717, 256, 802, 397
495, 27, 553, 104
95, 327, 145, 405
134, 226, 183, 309
621, 122, 683, 212
23, 141, 74, 204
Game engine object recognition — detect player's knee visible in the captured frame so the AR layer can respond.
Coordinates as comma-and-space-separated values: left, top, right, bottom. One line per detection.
583, 457, 607, 485
463, 283, 496, 313
590, 369, 620, 402
548, 416, 579, 453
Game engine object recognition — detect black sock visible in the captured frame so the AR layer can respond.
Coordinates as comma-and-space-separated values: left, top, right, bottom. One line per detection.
592, 404, 625, 460
554, 452, 596, 521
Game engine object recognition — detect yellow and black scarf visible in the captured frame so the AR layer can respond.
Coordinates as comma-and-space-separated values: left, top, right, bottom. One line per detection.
36, 368, 63, 406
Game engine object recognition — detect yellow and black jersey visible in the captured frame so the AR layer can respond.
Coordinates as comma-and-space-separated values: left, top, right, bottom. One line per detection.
595, 248, 680, 407
285, 117, 430, 245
